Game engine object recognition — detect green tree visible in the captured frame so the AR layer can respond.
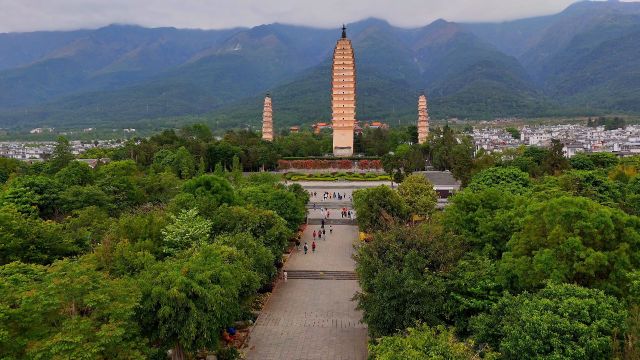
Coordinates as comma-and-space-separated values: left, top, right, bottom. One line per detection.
1, 175, 63, 218
355, 224, 464, 337
471, 283, 627, 360
557, 170, 622, 207
570, 153, 596, 170
48, 136, 75, 173
151, 149, 176, 173
229, 154, 243, 184
499, 196, 640, 296
216, 232, 275, 286
54, 161, 94, 187
0, 157, 22, 184
210, 205, 292, 259
239, 185, 306, 231
177, 175, 237, 218
205, 141, 242, 171
96, 160, 145, 214
105, 209, 171, 258
507, 146, 549, 177
450, 137, 475, 185
467, 166, 532, 195
448, 254, 502, 334
139, 170, 180, 204
0, 259, 147, 359
382, 153, 403, 185
505, 127, 520, 140
161, 209, 212, 257
59, 185, 110, 214
625, 176, 640, 216
62, 206, 113, 252
174, 146, 196, 179
443, 187, 527, 256
138, 243, 260, 359
353, 186, 408, 233
397, 174, 437, 219
542, 139, 570, 175
369, 324, 496, 360
0, 205, 80, 265
181, 123, 213, 142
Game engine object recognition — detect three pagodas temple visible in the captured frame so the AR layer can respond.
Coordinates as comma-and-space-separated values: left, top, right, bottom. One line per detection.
261, 25, 430, 155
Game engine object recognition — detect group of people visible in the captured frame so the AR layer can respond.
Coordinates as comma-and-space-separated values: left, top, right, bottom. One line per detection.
297, 219, 334, 255
309, 191, 352, 202
341, 208, 354, 219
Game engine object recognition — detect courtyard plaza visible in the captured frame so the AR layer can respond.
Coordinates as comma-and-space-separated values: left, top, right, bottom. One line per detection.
244, 184, 367, 360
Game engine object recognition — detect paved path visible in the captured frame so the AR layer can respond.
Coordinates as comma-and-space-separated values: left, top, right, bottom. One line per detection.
245, 190, 367, 360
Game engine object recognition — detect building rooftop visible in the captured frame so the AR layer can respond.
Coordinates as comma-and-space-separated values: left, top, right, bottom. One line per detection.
419, 171, 461, 188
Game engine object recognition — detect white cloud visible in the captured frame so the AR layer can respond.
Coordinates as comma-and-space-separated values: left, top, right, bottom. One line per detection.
0, 0, 623, 33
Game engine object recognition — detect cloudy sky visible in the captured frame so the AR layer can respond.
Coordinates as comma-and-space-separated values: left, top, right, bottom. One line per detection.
0, 0, 621, 33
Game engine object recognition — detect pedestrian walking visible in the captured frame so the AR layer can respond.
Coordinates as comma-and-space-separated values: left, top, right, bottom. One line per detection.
312, 241, 316, 253
329, 225, 333, 234
322, 229, 326, 238
304, 242, 308, 254
283, 271, 288, 282
313, 230, 317, 240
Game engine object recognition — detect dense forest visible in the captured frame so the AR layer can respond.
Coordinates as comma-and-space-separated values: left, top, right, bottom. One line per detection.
353, 148, 640, 359
0, 129, 312, 358
3, 121, 640, 358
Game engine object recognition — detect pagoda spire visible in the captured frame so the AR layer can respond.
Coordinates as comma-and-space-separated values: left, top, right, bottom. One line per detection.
331, 24, 356, 156
262, 93, 273, 142
417, 92, 429, 144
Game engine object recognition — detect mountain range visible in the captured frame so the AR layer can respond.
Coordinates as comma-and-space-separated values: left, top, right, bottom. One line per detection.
0, 0, 639, 131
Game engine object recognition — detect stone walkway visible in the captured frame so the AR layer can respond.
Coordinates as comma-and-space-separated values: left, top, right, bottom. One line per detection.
244, 193, 367, 360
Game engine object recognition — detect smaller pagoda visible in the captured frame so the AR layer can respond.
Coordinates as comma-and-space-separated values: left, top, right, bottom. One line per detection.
262, 93, 273, 142
417, 92, 430, 144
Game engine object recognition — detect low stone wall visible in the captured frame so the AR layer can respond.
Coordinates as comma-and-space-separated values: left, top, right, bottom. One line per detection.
278, 159, 382, 171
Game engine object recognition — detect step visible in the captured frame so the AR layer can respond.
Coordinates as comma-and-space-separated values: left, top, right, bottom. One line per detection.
285, 270, 358, 280
307, 218, 356, 225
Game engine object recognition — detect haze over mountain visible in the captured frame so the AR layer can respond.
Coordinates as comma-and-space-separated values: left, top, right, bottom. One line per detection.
0, 0, 638, 130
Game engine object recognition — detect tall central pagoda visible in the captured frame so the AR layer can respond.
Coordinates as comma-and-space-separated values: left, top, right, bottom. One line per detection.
417, 92, 429, 144
261, 93, 273, 141
331, 25, 356, 157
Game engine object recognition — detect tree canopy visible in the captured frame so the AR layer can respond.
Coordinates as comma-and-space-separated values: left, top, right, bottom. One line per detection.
353, 186, 408, 232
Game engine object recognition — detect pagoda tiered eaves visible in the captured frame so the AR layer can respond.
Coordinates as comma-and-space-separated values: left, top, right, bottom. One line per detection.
331, 26, 357, 156
262, 94, 273, 142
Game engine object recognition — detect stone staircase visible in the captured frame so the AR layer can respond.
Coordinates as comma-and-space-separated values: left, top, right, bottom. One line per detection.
285, 270, 358, 280
307, 218, 356, 225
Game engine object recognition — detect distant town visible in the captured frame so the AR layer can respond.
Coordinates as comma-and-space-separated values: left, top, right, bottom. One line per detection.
473, 124, 640, 158
0, 138, 122, 161
3, 122, 640, 162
